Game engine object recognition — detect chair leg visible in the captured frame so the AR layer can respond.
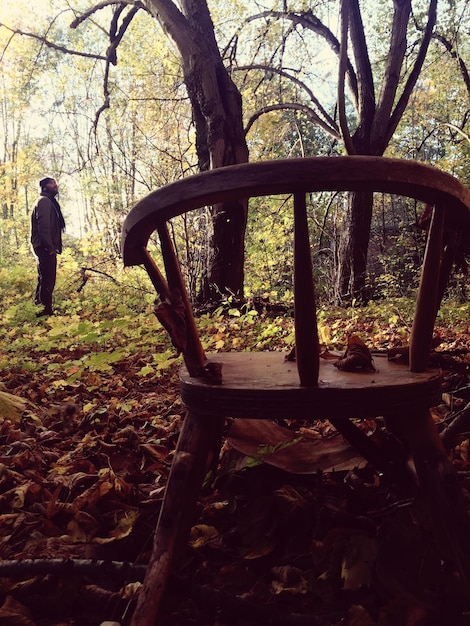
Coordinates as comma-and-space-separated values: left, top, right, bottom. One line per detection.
328, 416, 410, 486
386, 409, 470, 601
131, 411, 225, 626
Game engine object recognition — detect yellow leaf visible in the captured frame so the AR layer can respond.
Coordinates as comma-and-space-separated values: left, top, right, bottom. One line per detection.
121, 582, 142, 600
0, 391, 27, 423
92, 510, 139, 544
318, 323, 331, 345
189, 524, 219, 548
51, 379, 70, 389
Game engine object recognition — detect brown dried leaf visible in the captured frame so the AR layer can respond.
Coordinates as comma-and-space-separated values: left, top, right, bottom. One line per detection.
271, 565, 308, 595
0, 595, 35, 625
334, 335, 375, 372
64, 477, 114, 514
387, 345, 409, 364
341, 533, 378, 591
227, 418, 365, 473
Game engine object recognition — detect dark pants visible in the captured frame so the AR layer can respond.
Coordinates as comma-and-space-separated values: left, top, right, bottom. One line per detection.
34, 248, 57, 313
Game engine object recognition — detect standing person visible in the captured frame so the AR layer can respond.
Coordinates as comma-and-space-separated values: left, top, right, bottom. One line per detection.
31, 177, 66, 317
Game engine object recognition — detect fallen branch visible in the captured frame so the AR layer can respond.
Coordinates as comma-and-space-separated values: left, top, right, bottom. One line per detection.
77, 266, 119, 292
76, 266, 152, 294
0, 558, 146, 582
440, 401, 470, 449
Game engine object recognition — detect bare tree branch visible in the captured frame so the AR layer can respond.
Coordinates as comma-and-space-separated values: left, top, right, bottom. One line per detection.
70, 0, 147, 29
371, 0, 410, 138
338, 0, 355, 154
439, 122, 470, 144
412, 0, 470, 104
106, 4, 141, 65
247, 10, 359, 107
2, 2, 143, 135
433, 32, 470, 103
0, 22, 106, 62
347, 0, 375, 143
0, 558, 145, 581
383, 0, 438, 151
236, 63, 339, 134
244, 102, 341, 140
0, 31, 16, 63
68, 3, 141, 132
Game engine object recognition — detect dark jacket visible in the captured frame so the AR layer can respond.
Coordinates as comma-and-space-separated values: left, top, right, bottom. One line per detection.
31, 193, 65, 254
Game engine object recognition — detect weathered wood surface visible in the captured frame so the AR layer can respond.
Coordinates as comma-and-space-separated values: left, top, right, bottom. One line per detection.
122, 156, 470, 378
123, 157, 470, 625
122, 156, 470, 266
180, 353, 442, 419
384, 407, 470, 593
293, 191, 320, 386
409, 206, 445, 371
130, 411, 225, 626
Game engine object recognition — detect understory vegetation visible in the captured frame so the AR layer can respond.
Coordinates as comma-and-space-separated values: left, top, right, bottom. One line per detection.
1, 0, 470, 622
0, 252, 469, 625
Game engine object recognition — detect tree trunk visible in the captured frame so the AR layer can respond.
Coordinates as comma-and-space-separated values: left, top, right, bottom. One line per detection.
336, 190, 373, 303
205, 197, 247, 301
333, 0, 436, 303
143, 0, 249, 301
183, 52, 249, 300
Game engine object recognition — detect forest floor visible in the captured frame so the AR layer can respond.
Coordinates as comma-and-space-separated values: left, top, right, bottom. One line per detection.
1, 307, 470, 626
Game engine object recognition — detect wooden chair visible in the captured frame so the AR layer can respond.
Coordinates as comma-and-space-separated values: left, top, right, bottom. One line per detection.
122, 156, 470, 625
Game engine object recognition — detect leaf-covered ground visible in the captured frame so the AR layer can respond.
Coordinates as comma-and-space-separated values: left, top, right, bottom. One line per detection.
1, 298, 470, 626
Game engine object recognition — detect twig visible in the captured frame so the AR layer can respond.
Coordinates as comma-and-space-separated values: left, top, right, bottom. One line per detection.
77, 266, 119, 292
0, 22, 106, 61
76, 266, 153, 295
440, 401, 470, 449
0, 558, 146, 581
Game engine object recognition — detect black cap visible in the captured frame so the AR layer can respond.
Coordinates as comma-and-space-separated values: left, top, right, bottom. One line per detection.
39, 177, 54, 189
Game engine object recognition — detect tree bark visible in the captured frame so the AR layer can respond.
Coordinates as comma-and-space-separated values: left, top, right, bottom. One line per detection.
142, 0, 249, 301
336, 190, 373, 302
334, 0, 437, 302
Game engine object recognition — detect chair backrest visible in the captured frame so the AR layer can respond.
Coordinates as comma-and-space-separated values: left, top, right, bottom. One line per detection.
122, 156, 470, 384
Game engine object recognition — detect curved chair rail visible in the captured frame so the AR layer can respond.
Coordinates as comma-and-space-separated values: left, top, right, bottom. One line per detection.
122, 156, 470, 266
123, 157, 470, 626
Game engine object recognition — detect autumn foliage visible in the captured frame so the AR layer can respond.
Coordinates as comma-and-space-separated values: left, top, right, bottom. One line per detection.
1, 260, 470, 625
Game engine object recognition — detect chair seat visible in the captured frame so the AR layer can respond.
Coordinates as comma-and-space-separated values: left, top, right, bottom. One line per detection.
122, 157, 470, 624
180, 352, 442, 420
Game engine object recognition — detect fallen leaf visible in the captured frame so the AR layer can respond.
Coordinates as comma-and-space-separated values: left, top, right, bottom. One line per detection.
189, 524, 219, 549
334, 335, 376, 372
0, 391, 27, 424
0, 595, 35, 625
341, 532, 378, 591
271, 565, 308, 595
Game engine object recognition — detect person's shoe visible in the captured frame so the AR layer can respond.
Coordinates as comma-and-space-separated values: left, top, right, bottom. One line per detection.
36, 309, 53, 317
